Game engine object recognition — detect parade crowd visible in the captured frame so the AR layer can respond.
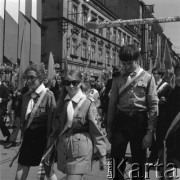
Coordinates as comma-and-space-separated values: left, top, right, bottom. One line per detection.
0, 44, 180, 180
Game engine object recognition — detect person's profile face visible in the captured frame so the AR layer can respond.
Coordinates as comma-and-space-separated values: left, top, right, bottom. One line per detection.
152, 71, 161, 82
25, 70, 41, 90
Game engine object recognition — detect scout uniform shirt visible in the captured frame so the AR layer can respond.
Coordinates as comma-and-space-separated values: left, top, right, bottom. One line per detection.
48, 89, 106, 174
107, 66, 158, 131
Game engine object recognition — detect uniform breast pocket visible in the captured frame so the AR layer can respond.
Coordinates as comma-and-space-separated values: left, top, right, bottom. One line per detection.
38, 105, 46, 114
135, 81, 147, 96
71, 133, 90, 158
74, 112, 86, 124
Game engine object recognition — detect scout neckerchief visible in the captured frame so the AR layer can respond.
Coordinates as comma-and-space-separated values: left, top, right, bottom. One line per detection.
9, 87, 48, 167
119, 67, 145, 98
26, 88, 48, 129
41, 96, 88, 162
157, 81, 168, 95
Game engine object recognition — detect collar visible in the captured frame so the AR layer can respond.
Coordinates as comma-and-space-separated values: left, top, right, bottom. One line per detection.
123, 66, 141, 77
64, 89, 86, 104
156, 79, 162, 86
35, 83, 46, 94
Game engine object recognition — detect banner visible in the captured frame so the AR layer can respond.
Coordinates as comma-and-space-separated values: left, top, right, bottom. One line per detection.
0, 0, 5, 65
85, 16, 180, 29
4, 11, 18, 64
30, 17, 41, 64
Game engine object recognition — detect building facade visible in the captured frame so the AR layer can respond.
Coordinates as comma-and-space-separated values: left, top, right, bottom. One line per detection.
41, 0, 140, 78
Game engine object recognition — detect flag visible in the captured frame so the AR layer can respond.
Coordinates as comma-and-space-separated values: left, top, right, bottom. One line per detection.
47, 52, 56, 81
18, 15, 30, 89
163, 40, 173, 72
36, 0, 42, 24
30, 17, 41, 64
0, 0, 5, 65
18, 12, 30, 61
4, 11, 18, 64
153, 34, 160, 69
25, 0, 32, 19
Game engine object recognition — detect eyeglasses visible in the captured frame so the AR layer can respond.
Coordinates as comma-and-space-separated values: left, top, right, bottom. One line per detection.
64, 80, 80, 86
25, 75, 38, 82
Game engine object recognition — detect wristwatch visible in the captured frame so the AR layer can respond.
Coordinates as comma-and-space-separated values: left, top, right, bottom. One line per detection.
147, 129, 153, 133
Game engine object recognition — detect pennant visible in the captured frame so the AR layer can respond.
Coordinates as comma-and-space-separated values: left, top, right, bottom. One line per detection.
30, 17, 41, 64
47, 52, 56, 81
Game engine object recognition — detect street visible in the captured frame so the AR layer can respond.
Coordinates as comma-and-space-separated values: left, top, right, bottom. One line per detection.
0, 129, 158, 180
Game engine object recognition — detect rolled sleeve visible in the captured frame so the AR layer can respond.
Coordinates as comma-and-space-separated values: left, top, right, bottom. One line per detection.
88, 102, 107, 157
147, 75, 159, 130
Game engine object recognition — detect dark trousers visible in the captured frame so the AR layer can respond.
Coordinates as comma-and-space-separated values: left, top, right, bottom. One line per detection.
111, 111, 148, 180
0, 108, 10, 137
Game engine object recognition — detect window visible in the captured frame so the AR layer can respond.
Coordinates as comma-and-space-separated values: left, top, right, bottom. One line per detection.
72, 5, 78, 23
98, 48, 103, 62
118, 31, 122, 46
81, 42, 87, 58
98, 18, 104, 36
71, 38, 78, 55
123, 33, 126, 45
112, 29, 116, 43
127, 36, 131, 45
82, 11, 88, 26
106, 28, 110, 40
112, 52, 116, 66
90, 45, 95, 60
106, 51, 110, 65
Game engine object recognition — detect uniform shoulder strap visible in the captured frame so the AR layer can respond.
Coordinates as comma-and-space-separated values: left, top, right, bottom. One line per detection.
74, 97, 92, 117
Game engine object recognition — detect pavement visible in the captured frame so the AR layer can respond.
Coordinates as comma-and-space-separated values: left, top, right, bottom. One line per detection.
0, 128, 158, 180
0, 127, 111, 180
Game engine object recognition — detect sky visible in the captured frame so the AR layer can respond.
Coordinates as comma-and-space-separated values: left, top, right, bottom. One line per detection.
0, 0, 37, 22
143, 0, 180, 54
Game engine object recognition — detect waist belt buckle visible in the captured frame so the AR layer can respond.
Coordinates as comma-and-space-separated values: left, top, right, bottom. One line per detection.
128, 111, 135, 117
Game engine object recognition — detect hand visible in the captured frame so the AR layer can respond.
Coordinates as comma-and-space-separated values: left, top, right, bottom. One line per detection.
99, 156, 106, 171
43, 153, 51, 166
142, 132, 153, 149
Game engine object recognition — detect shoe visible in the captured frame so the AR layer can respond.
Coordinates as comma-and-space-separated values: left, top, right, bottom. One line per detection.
4, 142, 17, 149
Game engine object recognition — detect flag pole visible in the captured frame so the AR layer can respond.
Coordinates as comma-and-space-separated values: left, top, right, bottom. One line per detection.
17, 21, 26, 90
2, 0, 6, 65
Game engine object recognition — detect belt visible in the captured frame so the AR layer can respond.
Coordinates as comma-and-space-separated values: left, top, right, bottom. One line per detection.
117, 110, 146, 117
29, 123, 45, 130
67, 128, 88, 134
